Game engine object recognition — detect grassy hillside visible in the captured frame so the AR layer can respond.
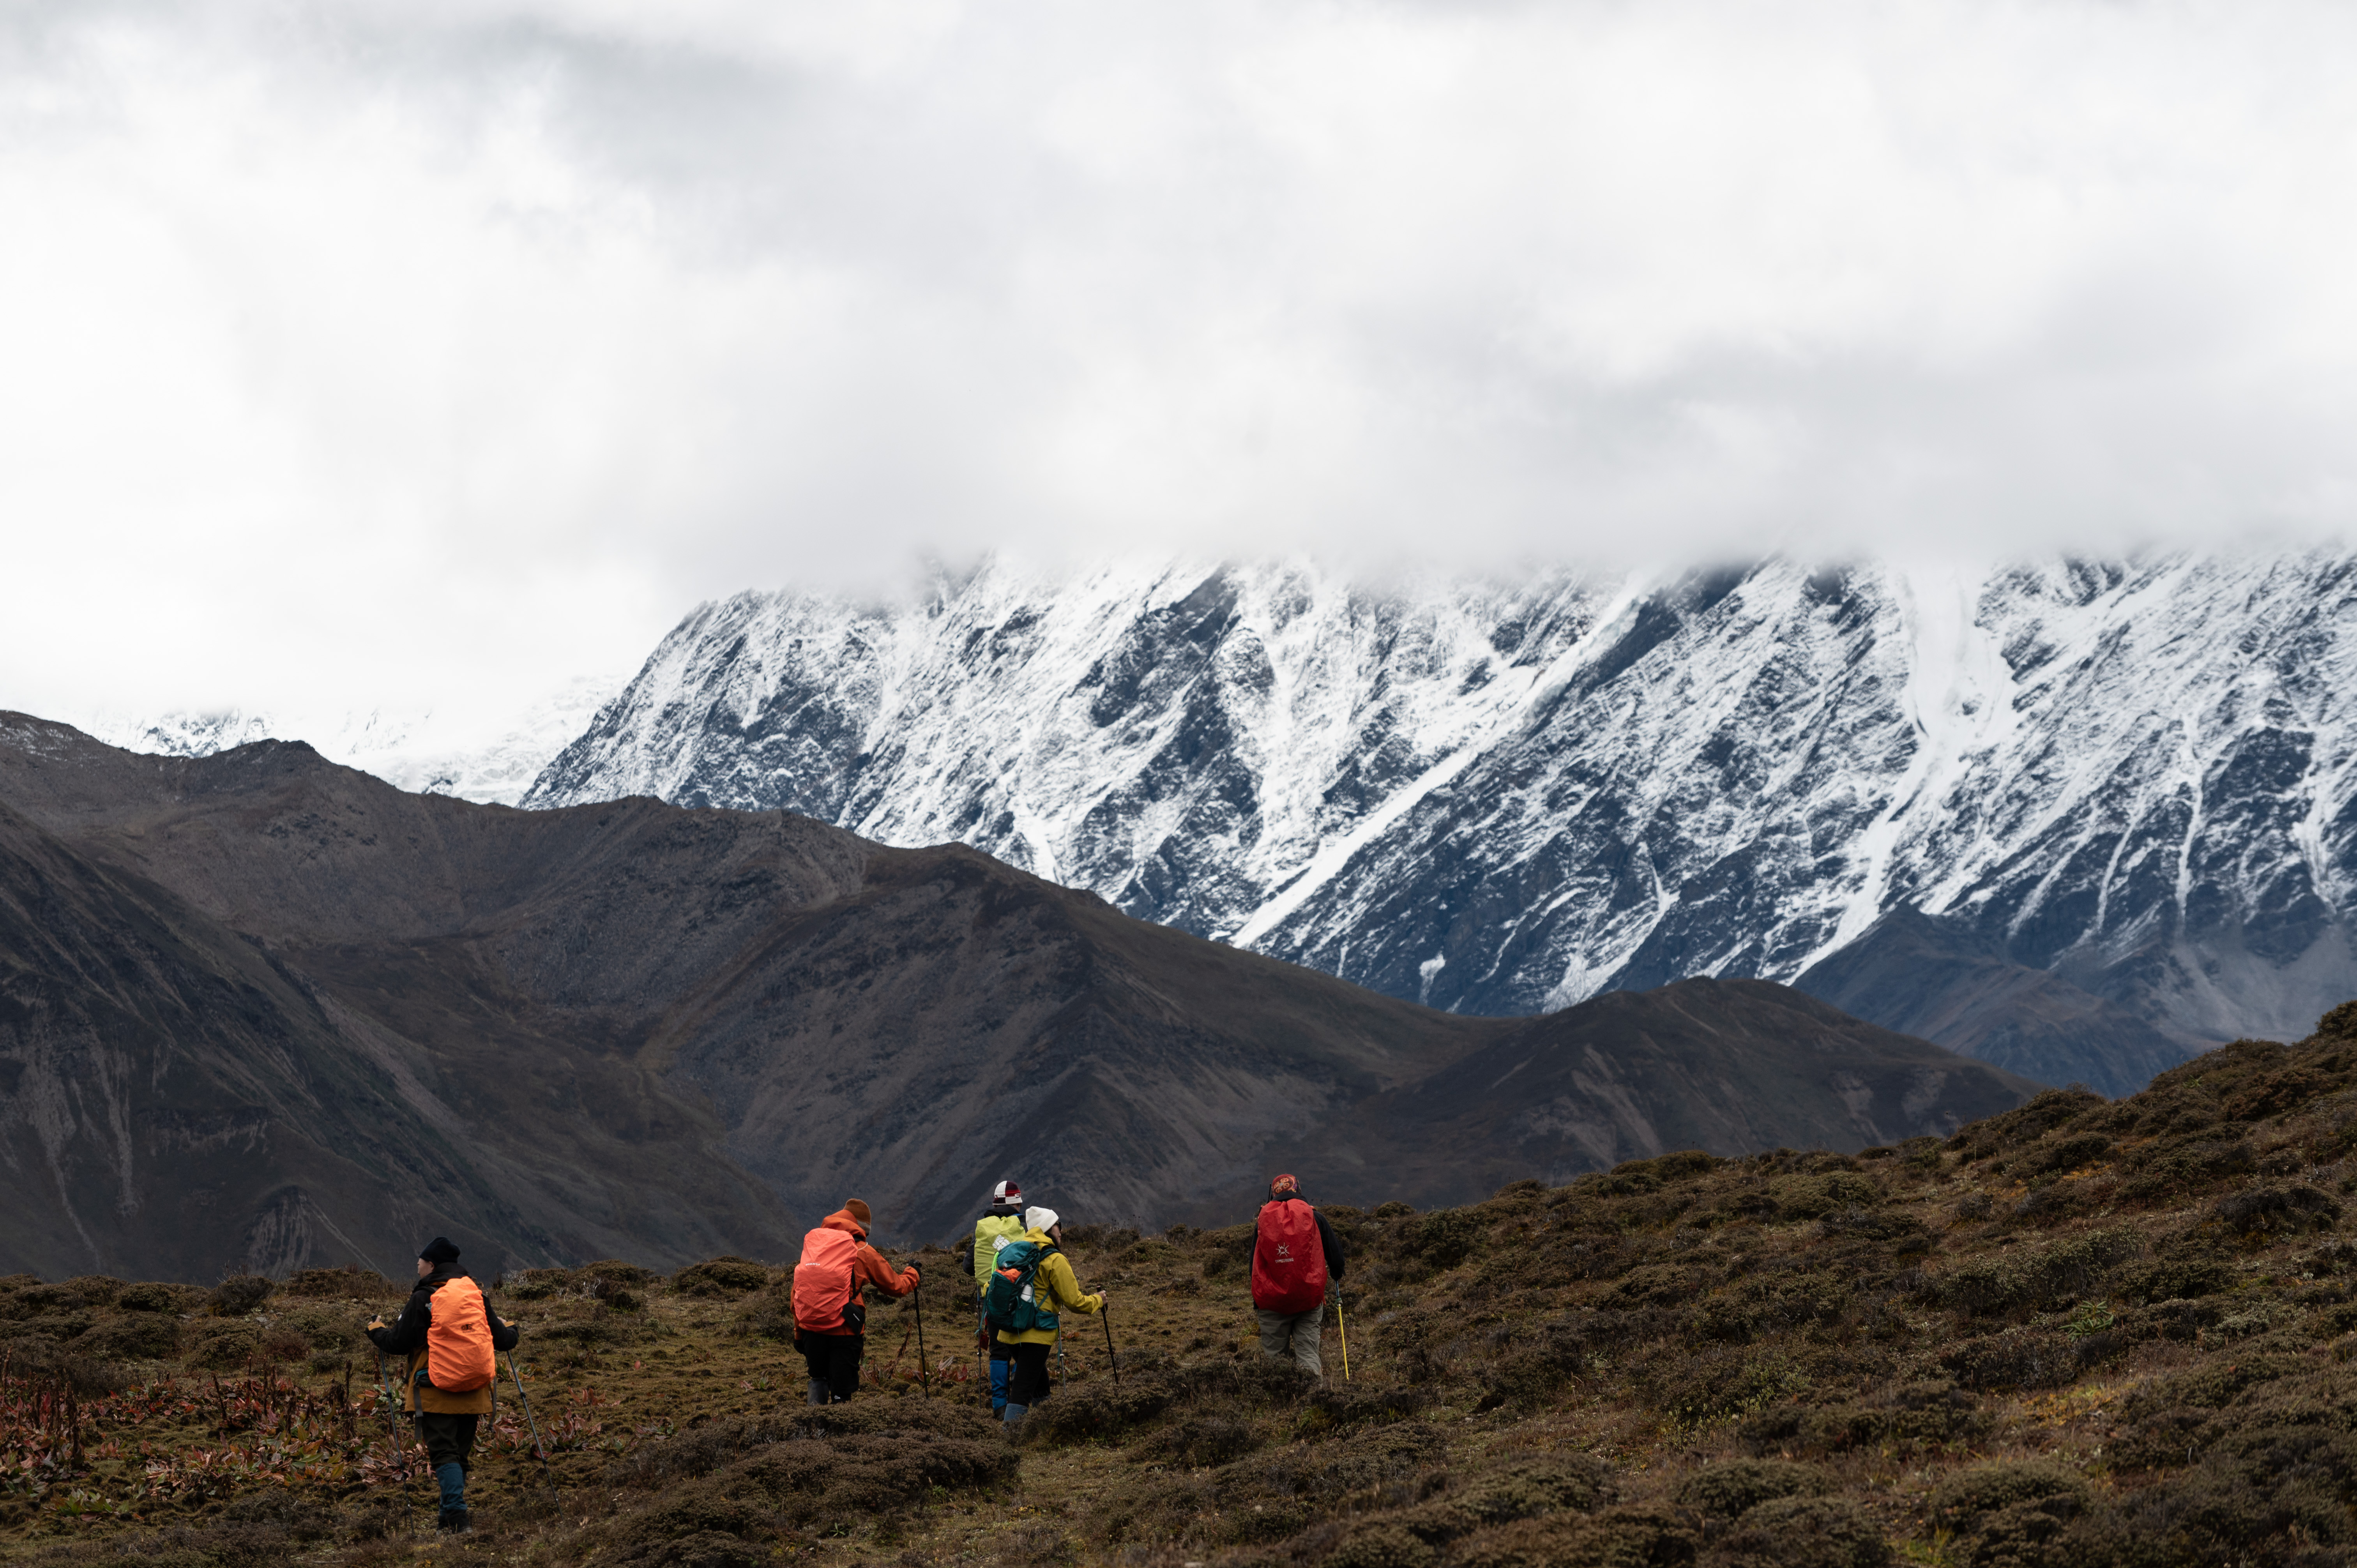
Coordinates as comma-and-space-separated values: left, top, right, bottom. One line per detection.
10, 1008, 2357, 1567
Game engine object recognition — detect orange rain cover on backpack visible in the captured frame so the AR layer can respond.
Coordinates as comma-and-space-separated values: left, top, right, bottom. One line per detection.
794, 1225, 861, 1332
426, 1276, 496, 1392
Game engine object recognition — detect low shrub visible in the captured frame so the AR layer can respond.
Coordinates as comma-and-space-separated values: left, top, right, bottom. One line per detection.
2118, 1135, 2256, 1202
69, 1313, 182, 1362
2216, 1183, 2341, 1236
732, 1291, 796, 1342
1654, 1348, 1811, 1428
1453, 1501, 1693, 1568
532, 1305, 648, 1346
1132, 1414, 1261, 1466
274, 1304, 362, 1354
1742, 1380, 1984, 1456
1018, 1374, 1179, 1446
1405, 1209, 1486, 1271
1947, 1089, 2106, 1162
59, 1275, 125, 1306
1677, 1458, 1827, 1521
1377, 1458, 1612, 1545
182, 1318, 261, 1369
503, 1267, 577, 1301
2028, 1133, 2116, 1176
1926, 1459, 2091, 1533
1931, 1226, 2143, 1315
1938, 1328, 2081, 1391
1769, 1172, 1882, 1219
1712, 1496, 1889, 1568
1306, 1382, 1433, 1430
115, 1281, 208, 1315
673, 1257, 774, 1297
208, 1276, 275, 1316
277, 1267, 397, 1300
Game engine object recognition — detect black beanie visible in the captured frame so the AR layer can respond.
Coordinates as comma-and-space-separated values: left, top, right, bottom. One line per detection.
419, 1236, 461, 1265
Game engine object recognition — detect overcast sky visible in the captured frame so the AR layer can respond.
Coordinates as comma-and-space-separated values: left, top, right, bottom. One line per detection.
6, 0, 2357, 732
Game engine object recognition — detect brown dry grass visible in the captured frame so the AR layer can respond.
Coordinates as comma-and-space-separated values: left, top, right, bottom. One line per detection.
18, 1009, 2357, 1565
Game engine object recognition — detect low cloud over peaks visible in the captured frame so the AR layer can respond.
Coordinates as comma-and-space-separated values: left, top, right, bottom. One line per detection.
5, 1, 2357, 720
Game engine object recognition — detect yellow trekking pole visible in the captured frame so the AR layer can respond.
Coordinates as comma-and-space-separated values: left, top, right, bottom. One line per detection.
1337, 1293, 1350, 1381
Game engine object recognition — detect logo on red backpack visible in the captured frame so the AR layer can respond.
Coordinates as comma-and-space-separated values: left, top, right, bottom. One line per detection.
1251, 1197, 1326, 1314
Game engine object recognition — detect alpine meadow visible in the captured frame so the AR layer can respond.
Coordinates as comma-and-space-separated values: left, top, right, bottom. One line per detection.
16, 0, 2357, 1564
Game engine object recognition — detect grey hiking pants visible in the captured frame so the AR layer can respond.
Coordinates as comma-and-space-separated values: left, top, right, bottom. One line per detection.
1255, 1304, 1324, 1377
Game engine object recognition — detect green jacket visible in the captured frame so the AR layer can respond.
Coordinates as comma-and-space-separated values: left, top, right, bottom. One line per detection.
970, 1210, 1026, 1294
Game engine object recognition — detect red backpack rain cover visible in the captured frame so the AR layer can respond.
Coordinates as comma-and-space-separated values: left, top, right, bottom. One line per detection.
1251, 1198, 1328, 1314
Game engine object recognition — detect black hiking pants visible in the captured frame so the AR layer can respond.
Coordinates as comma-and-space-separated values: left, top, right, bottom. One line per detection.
796, 1331, 864, 1401
415, 1412, 479, 1471
1006, 1341, 1054, 1405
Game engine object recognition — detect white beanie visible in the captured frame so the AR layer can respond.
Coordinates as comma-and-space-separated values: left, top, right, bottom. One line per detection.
1025, 1206, 1060, 1234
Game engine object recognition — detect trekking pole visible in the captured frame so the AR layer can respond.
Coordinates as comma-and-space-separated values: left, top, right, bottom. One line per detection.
1337, 1293, 1350, 1382
372, 1345, 421, 1536
913, 1279, 931, 1395
502, 1351, 561, 1510
1102, 1304, 1120, 1390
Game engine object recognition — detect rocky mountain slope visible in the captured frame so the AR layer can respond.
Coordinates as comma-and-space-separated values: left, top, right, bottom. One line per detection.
0, 714, 2030, 1280
526, 553, 2357, 1095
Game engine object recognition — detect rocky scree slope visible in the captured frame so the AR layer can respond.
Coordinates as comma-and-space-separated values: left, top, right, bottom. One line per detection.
10, 1010, 2357, 1567
0, 714, 2030, 1280
527, 553, 2357, 1095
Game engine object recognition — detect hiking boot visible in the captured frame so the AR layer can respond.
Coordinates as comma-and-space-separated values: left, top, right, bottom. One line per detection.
436, 1507, 471, 1533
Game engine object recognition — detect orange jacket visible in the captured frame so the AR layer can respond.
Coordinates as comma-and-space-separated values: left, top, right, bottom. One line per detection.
795, 1208, 919, 1336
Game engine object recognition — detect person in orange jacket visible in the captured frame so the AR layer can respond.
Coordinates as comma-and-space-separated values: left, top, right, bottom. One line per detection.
791, 1200, 920, 1404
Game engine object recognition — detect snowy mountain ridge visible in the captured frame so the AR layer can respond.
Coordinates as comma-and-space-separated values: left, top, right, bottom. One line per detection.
71, 676, 622, 807
526, 553, 2357, 1092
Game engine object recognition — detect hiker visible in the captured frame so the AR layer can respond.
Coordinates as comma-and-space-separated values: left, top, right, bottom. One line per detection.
986, 1206, 1106, 1430
956, 1179, 1028, 1416
792, 1199, 920, 1405
1251, 1174, 1346, 1376
364, 1236, 520, 1534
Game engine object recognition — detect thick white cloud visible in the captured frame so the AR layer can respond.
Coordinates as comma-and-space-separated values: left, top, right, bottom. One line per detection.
4, 0, 2356, 724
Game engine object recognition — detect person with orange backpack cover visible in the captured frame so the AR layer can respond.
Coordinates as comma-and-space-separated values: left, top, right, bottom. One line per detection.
1250, 1174, 1346, 1376
792, 1199, 920, 1404
365, 1236, 521, 1533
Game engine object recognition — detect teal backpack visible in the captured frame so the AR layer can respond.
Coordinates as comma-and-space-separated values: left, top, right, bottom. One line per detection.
982, 1239, 1060, 1336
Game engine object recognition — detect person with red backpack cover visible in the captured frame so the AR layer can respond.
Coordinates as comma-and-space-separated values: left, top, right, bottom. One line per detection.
1250, 1174, 1347, 1376
792, 1199, 920, 1404
364, 1236, 520, 1534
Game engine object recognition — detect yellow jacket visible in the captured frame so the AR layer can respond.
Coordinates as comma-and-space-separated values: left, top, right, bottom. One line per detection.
992, 1229, 1104, 1347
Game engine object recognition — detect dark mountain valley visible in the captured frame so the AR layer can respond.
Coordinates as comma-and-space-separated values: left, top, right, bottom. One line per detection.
0, 713, 2036, 1282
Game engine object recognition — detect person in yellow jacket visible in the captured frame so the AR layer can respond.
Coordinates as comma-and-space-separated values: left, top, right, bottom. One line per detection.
989, 1206, 1107, 1430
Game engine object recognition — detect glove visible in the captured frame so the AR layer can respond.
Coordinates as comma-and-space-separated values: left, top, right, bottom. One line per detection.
366, 1319, 386, 1331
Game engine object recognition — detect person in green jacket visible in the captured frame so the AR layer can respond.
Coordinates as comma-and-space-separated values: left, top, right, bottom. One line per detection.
990, 1206, 1107, 1430
956, 1179, 1028, 1416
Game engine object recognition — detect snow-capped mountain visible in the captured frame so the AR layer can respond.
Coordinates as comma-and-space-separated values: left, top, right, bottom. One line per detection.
75, 676, 621, 807
527, 555, 2357, 1093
